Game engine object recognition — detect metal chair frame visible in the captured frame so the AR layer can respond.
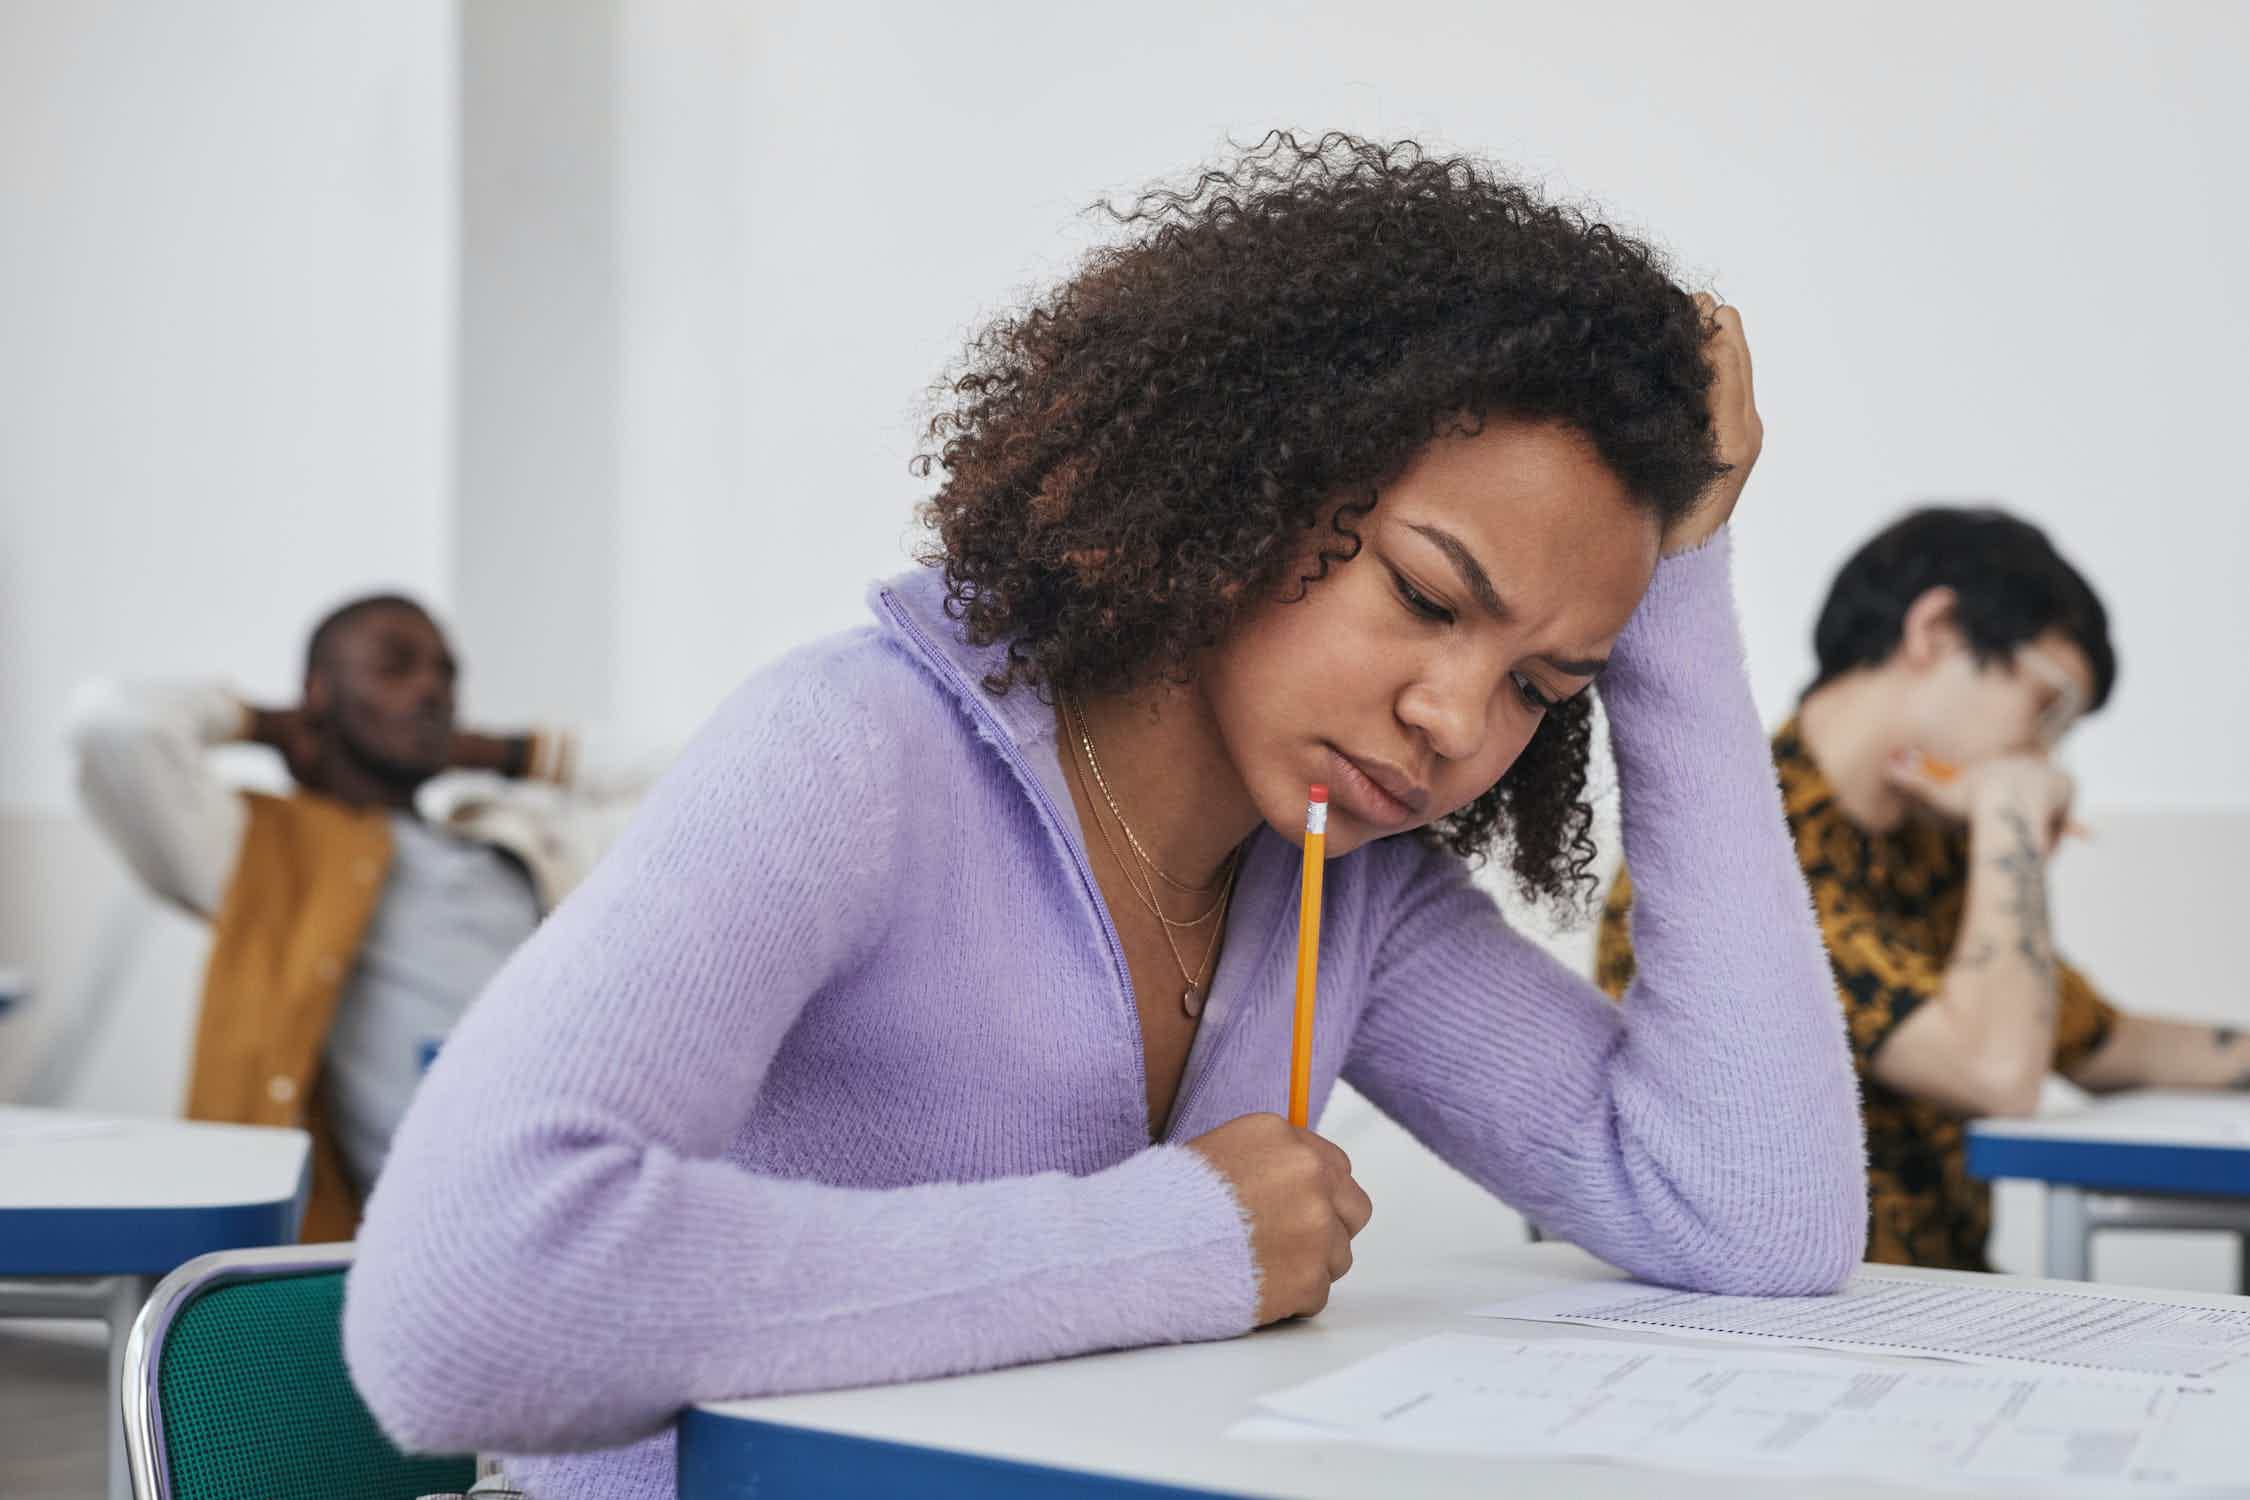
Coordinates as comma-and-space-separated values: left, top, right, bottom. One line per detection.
118, 1241, 360, 1500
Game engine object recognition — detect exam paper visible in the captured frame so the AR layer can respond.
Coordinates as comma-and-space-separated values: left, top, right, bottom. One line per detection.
1476, 1275, 2250, 1380
1242, 1333, 2250, 1492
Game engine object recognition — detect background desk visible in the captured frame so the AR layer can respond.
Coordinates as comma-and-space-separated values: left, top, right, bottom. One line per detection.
0, 1105, 309, 1500
1968, 1089, 2250, 1287
681, 1236, 2250, 1499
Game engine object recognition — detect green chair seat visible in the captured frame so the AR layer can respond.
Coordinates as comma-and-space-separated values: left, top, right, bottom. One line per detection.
124, 1245, 477, 1500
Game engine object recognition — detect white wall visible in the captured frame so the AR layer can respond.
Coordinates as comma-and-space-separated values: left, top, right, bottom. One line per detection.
13, 0, 2240, 829
454, 0, 621, 729
5, 0, 2245, 1283
613, 0, 2250, 1293
611, 0, 754, 746
610, 0, 2249, 815
0, 0, 460, 812
0, 0, 458, 1097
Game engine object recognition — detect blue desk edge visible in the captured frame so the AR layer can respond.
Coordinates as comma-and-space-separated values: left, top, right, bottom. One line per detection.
677, 1407, 1246, 1499
0, 1154, 311, 1275
1966, 1133, 2250, 1196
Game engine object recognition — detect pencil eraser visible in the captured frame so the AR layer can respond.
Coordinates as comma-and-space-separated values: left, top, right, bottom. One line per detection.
1308, 784, 1328, 802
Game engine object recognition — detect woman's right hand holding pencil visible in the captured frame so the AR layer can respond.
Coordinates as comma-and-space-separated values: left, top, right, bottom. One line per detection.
1189, 1113, 1373, 1324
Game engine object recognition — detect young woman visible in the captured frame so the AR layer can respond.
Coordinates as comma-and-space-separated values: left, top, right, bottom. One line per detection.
346, 133, 1866, 1499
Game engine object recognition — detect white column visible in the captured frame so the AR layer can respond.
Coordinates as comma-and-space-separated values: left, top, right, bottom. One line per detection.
453, 0, 623, 729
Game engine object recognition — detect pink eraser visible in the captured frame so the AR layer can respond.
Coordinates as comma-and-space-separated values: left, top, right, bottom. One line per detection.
1308, 784, 1329, 802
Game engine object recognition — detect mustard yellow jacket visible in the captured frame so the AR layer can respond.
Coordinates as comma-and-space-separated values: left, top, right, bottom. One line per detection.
68, 677, 657, 1238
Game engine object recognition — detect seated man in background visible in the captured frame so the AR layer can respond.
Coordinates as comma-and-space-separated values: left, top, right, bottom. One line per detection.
69, 593, 655, 1240
1598, 507, 2250, 1270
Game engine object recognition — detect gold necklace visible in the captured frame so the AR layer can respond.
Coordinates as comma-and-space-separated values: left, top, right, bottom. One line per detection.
1063, 705, 1239, 1017
1068, 695, 1227, 895
1063, 697, 1235, 928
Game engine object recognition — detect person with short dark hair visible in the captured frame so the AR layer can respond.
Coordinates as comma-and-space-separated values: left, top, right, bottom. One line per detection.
68, 593, 656, 1239
1600, 505, 2249, 1270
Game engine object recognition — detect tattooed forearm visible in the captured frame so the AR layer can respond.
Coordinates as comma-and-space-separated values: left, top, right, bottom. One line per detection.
2232, 1068, 2250, 1092
1988, 809, 2056, 983
2216, 1026, 2241, 1051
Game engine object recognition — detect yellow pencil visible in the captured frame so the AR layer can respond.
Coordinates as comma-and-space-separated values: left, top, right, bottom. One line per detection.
1289, 785, 1328, 1129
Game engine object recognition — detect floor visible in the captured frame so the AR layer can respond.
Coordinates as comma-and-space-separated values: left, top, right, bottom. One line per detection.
0, 1317, 107, 1500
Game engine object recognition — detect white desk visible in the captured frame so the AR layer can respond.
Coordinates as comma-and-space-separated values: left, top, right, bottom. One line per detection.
0, 1105, 309, 1500
681, 1237, 2250, 1498
1968, 1090, 2250, 1286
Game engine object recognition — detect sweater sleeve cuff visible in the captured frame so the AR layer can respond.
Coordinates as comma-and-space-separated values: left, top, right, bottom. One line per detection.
1074, 1144, 1260, 1346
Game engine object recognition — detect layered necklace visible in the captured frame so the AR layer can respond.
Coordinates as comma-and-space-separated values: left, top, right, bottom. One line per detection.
1063, 694, 1239, 1018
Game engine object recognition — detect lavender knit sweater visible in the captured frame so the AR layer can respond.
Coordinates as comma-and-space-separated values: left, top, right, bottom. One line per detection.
344, 531, 1866, 1498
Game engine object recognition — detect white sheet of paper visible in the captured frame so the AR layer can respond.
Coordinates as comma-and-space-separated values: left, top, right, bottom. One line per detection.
1242, 1333, 2250, 1492
1475, 1275, 2250, 1380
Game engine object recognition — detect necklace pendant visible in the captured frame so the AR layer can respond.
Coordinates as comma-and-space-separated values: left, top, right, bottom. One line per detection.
1182, 985, 1205, 1019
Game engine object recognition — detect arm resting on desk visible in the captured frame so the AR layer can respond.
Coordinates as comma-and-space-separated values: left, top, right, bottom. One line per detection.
1346, 533, 1867, 1298
1872, 948, 2119, 1116
2068, 1011, 2250, 1093
344, 666, 1255, 1456
1861, 802, 2086, 1117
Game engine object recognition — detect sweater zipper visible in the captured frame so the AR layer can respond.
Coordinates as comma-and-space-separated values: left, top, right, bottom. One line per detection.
877, 594, 1152, 1126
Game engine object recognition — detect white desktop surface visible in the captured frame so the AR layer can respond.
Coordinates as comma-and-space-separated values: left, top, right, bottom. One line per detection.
1971, 1089, 2250, 1147
0, 1105, 310, 1212
1, 1104, 310, 1500
687, 1237, 2250, 1498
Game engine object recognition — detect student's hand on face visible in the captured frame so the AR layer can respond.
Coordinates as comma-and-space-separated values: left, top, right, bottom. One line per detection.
1887, 749, 2076, 857
1883, 746, 1976, 824
1661, 294, 1762, 558
1967, 754, 2078, 857
1187, 1112, 1373, 1325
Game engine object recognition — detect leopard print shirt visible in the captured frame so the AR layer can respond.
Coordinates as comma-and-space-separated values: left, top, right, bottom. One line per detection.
1595, 721, 2116, 1271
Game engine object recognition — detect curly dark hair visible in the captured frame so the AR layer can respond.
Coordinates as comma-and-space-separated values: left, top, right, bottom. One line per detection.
916, 131, 1721, 910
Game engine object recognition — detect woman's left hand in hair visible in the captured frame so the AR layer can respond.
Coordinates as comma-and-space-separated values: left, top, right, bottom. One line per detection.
1662, 293, 1762, 557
